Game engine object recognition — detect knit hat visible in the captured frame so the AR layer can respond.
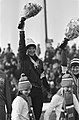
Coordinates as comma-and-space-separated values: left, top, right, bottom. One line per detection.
26, 38, 36, 50
71, 58, 79, 66
18, 73, 32, 91
61, 73, 73, 87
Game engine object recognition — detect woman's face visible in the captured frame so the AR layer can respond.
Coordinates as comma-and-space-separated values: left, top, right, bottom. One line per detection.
27, 46, 36, 56
71, 65, 79, 75
22, 89, 31, 95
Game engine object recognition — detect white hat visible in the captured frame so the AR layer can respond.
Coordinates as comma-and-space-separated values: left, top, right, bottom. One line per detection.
61, 74, 73, 87
18, 73, 32, 91
26, 38, 36, 50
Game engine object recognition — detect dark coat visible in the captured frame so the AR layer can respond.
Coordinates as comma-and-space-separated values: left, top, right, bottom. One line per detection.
18, 31, 43, 88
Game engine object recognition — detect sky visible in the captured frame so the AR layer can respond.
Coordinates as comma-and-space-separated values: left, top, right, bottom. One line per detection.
0, 0, 79, 58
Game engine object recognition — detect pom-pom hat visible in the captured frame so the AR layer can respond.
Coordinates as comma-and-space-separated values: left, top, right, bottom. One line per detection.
61, 73, 73, 87
18, 73, 32, 91
26, 38, 36, 50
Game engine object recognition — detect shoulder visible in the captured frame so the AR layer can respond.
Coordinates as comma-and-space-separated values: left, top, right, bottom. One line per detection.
12, 96, 27, 106
51, 93, 63, 103
22, 55, 30, 63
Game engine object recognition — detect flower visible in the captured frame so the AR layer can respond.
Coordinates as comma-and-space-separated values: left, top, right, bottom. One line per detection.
65, 18, 79, 40
22, 3, 42, 19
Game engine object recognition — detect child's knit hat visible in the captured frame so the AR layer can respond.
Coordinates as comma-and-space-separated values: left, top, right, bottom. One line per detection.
61, 73, 73, 87
71, 58, 79, 66
18, 73, 32, 91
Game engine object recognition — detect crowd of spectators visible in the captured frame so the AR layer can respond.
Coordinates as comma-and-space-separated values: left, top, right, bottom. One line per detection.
43, 42, 79, 102
0, 43, 19, 103
0, 42, 79, 103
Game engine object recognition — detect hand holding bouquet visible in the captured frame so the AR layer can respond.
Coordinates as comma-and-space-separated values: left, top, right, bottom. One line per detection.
65, 18, 79, 40
18, 3, 42, 29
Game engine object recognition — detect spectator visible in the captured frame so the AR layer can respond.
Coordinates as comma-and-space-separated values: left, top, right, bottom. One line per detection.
11, 73, 34, 120
44, 73, 79, 120
60, 38, 79, 120
44, 42, 54, 66
47, 71, 56, 101
0, 47, 4, 63
0, 62, 12, 120
6, 43, 12, 53
52, 61, 62, 91
1, 48, 6, 59
70, 57, 79, 100
0, 47, 2, 62
18, 19, 49, 120
52, 48, 61, 63
10, 73, 18, 102
68, 44, 77, 60
5, 43, 15, 62
44, 51, 51, 66
36, 44, 41, 57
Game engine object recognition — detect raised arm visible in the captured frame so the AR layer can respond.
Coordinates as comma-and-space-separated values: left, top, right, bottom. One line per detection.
59, 38, 69, 74
18, 20, 26, 60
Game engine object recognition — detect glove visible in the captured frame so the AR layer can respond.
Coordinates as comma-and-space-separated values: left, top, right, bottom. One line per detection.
18, 17, 26, 29
59, 37, 69, 49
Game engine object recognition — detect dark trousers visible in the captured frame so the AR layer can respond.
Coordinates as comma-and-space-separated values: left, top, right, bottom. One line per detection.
0, 106, 6, 120
31, 87, 43, 120
75, 109, 79, 120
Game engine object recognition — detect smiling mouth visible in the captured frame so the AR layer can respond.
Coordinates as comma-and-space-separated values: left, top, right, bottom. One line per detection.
73, 71, 79, 74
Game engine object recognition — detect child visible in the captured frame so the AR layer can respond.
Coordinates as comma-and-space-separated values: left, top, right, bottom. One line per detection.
11, 73, 34, 120
44, 73, 79, 120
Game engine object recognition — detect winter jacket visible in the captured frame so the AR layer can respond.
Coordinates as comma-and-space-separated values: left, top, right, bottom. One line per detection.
44, 88, 79, 120
11, 96, 30, 120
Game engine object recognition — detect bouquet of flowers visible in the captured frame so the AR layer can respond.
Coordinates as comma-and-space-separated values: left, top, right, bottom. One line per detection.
22, 3, 42, 19
65, 18, 79, 40
18, 3, 42, 29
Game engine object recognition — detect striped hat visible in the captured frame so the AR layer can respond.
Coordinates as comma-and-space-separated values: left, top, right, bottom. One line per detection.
18, 73, 32, 91
61, 73, 73, 87
71, 58, 79, 66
